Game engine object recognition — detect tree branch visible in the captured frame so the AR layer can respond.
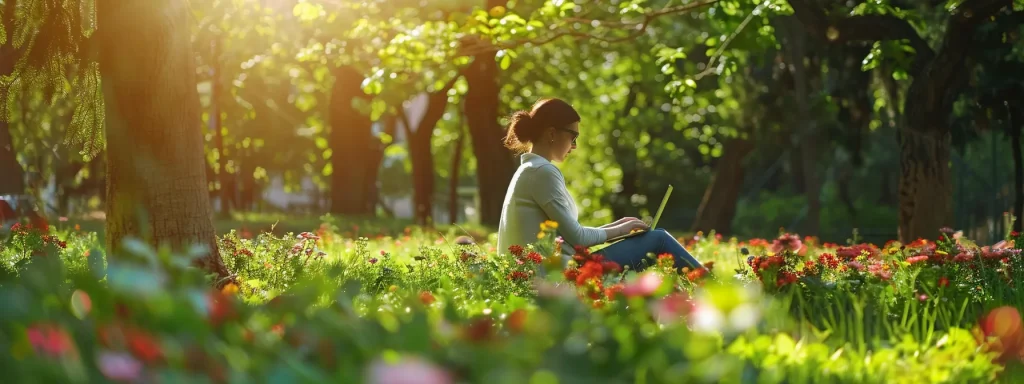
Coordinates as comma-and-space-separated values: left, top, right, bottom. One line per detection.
909, 0, 1011, 110
786, 0, 935, 73
456, 0, 719, 57
416, 75, 459, 136
397, 108, 414, 139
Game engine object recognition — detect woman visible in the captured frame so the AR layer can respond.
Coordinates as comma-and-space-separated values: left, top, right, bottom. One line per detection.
496, 98, 702, 272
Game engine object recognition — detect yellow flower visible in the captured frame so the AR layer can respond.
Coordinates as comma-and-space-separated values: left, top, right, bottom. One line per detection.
489, 5, 506, 18
221, 283, 239, 296
544, 220, 558, 229
537, 232, 546, 239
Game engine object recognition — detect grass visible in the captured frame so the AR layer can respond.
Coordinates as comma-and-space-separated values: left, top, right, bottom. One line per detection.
2, 217, 1023, 383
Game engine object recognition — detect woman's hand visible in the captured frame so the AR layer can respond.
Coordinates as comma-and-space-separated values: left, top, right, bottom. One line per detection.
606, 218, 650, 239
620, 219, 650, 233
615, 217, 640, 225
601, 217, 640, 229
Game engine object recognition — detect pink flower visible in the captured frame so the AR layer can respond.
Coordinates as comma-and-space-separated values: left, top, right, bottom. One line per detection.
367, 355, 452, 384
26, 323, 74, 357
98, 351, 142, 382
621, 272, 663, 297
650, 292, 694, 323
770, 233, 804, 254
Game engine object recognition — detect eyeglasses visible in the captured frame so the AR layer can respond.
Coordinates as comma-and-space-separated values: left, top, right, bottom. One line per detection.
557, 127, 579, 145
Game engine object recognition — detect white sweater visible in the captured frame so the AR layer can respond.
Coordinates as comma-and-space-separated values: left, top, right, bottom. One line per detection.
497, 153, 607, 258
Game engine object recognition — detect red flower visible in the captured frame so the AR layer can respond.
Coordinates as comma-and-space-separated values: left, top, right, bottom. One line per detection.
656, 253, 675, 269
686, 268, 708, 282
508, 245, 525, 257
601, 261, 622, 273
836, 244, 880, 260
207, 291, 236, 326
125, 329, 163, 363
507, 271, 530, 281
26, 323, 74, 357
906, 255, 929, 264
775, 271, 798, 287
563, 269, 580, 281
803, 260, 819, 275
938, 276, 949, 288
525, 252, 543, 264
506, 309, 528, 333
463, 317, 494, 342
604, 283, 625, 299
419, 291, 436, 305
973, 306, 1024, 363
954, 252, 973, 263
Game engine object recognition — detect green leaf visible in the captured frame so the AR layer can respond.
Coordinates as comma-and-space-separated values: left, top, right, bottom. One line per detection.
500, 54, 512, 70
292, 2, 324, 22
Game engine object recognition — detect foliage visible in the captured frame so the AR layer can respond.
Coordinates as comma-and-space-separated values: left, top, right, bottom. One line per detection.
4, 219, 1024, 382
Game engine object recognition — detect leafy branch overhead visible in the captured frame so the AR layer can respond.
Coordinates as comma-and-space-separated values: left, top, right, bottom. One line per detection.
0, 0, 102, 158
1, 0, 758, 160
296, 0, 733, 97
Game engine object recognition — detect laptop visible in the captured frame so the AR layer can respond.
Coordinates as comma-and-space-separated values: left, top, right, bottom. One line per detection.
605, 185, 673, 243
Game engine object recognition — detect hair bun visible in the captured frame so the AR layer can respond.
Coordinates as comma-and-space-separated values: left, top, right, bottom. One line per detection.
511, 110, 533, 126
502, 98, 581, 154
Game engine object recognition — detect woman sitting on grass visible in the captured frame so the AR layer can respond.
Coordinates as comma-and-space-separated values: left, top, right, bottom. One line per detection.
496, 97, 702, 272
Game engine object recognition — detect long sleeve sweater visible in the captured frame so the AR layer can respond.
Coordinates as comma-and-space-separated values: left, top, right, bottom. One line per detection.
497, 153, 607, 258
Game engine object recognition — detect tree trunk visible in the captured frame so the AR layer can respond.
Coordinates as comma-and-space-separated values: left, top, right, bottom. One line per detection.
877, 62, 901, 206
1010, 105, 1022, 233
97, 0, 230, 284
778, 15, 820, 235
690, 138, 754, 234
210, 39, 232, 218
463, 28, 516, 227
402, 81, 456, 226
897, 129, 952, 241
328, 66, 377, 216
0, 118, 22, 196
409, 126, 435, 226
449, 126, 465, 224
0, 0, 24, 196
786, 0, 1010, 242
610, 84, 640, 219
372, 114, 399, 215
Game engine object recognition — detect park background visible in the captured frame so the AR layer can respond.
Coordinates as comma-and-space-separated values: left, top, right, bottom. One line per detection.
2, 0, 1020, 246
2, 0, 1024, 383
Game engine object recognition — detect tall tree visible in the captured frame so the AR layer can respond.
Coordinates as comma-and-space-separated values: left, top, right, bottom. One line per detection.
786, 0, 1013, 242
462, 0, 517, 227
776, 15, 822, 235
691, 138, 753, 234
97, 0, 230, 283
399, 77, 458, 226
329, 65, 378, 216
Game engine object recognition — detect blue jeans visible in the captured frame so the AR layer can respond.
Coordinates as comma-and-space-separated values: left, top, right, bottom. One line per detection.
594, 228, 701, 272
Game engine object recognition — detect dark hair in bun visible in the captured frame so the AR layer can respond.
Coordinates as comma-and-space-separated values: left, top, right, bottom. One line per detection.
503, 98, 581, 154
